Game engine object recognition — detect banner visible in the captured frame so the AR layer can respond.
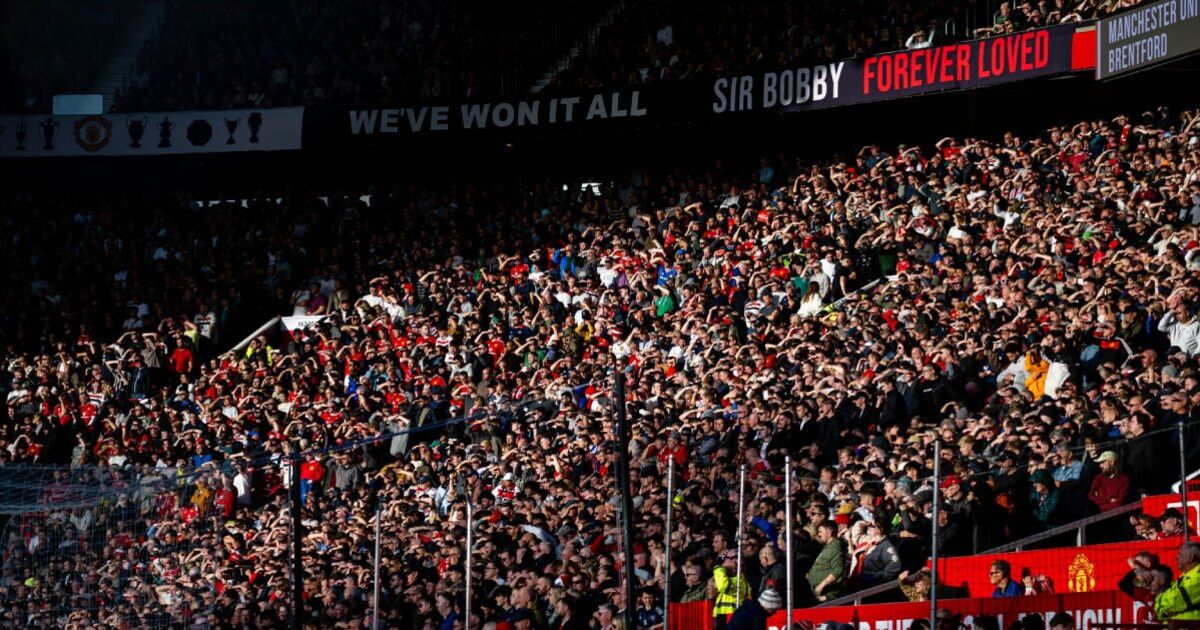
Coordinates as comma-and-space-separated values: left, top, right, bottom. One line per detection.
0, 107, 304, 157
936, 538, 1178, 600
669, 591, 1147, 630
304, 24, 1093, 149
722, 23, 1082, 117
1096, 0, 1200, 78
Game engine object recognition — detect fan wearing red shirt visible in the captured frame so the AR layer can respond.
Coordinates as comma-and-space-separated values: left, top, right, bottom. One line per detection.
299, 457, 325, 505
169, 343, 193, 376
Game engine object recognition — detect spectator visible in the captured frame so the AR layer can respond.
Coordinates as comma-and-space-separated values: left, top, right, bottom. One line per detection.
1049, 612, 1075, 630
989, 560, 1022, 598
808, 521, 847, 602
1161, 509, 1187, 538
1119, 552, 1173, 609
1088, 451, 1132, 512
714, 550, 752, 627
634, 590, 664, 630
727, 588, 782, 630
1155, 542, 1200, 621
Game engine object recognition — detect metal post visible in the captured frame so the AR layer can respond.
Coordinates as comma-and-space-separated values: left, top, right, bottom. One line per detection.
614, 370, 636, 630
664, 457, 674, 627
785, 456, 794, 630
289, 452, 304, 630
373, 502, 382, 630
465, 497, 473, 630
930, 441, 941, 627
736, 464, 747, 597
1181, 423, 1191, 541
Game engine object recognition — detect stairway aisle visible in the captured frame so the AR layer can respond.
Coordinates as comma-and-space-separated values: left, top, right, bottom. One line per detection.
90, 2, 166, 111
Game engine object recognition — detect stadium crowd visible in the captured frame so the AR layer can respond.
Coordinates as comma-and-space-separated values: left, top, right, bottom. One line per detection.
109, 0, 604, 112
2, 0, 1152, 115
3, 105, 1200, 629
544, 0, 1147, 91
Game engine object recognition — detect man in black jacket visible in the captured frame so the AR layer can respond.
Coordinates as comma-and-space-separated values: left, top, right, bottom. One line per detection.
1122, 415, 1165, 495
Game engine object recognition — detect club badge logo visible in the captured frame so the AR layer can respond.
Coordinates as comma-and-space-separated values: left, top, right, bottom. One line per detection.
73, 115, 113, 152
1066, 553, 1095, 592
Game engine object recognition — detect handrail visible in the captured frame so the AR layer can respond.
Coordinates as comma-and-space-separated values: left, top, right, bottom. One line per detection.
979, 499, 1144, 553
821, 499, 1147, 607
818, 577, 903, 607
1172, 469, 1200, 493
229, 315, 281, 355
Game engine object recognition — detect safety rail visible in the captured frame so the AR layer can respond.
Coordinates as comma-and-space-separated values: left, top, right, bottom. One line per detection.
822, 499, 1146, 607
981, 500, 1144, 553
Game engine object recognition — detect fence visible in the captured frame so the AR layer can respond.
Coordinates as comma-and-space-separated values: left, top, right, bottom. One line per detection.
0, 462, 249, 628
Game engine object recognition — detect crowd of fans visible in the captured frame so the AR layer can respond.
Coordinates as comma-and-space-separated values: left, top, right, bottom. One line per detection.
545, 0, 1148, 91
3, 0, 1156, 115
109, 0, 604, 112
3, 104, 1200, 628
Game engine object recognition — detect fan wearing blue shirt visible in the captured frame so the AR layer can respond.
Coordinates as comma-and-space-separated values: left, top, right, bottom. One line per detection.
990, 560, 1023, 597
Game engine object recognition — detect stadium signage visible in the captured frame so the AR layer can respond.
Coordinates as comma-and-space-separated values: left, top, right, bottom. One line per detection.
1096, 0, 1200, 78
0, 107, 304, 158
861, 28, 1053, 95
346, 91, 647, 135
708, 23, 1080, 116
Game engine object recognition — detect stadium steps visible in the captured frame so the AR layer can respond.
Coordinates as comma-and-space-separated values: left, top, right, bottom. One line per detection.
90, 2, 166, 111
529, 1, 627, 94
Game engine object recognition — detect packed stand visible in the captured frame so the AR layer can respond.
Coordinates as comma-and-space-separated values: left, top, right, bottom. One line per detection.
4, 106, 1200, 627
3, 0, 137, 114
545, 0, 1148, 91
111, 0, 605, 113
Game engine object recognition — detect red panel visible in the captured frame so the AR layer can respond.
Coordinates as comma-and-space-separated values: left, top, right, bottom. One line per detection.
1073, 27, 1097, 70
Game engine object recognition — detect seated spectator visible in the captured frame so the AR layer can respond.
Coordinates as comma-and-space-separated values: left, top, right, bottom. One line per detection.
989, 560, 1023, 598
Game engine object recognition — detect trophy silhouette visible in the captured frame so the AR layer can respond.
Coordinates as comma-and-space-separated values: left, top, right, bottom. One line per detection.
127, 116, 147, 148
157, 116, 174, 148
223, 118, 240, 144
39, 117, 59, 150
248, 112, 262, 143
15, 119, 26, 150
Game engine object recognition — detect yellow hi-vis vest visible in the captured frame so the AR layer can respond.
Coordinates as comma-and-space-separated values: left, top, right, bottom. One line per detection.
713, 567, 752, 617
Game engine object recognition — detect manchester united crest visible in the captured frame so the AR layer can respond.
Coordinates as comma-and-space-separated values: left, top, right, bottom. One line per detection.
1067, 553, 1096, 592
73, 115, 113, 152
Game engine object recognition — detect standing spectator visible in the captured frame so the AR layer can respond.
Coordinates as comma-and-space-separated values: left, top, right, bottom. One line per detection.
757, 546, 785, 594
1088, 451, 1131, 512
713, 550, 751, 628
1030, 469, 1062, 528
807, 521, 846, 602
1158, 300, 1200, 357
678, 559, 709, 602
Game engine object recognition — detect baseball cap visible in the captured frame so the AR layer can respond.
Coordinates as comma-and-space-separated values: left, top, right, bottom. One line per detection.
1097, 451, 1118, 463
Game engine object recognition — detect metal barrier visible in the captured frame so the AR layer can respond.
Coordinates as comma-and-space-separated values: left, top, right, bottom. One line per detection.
981, 500, 1145, 553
